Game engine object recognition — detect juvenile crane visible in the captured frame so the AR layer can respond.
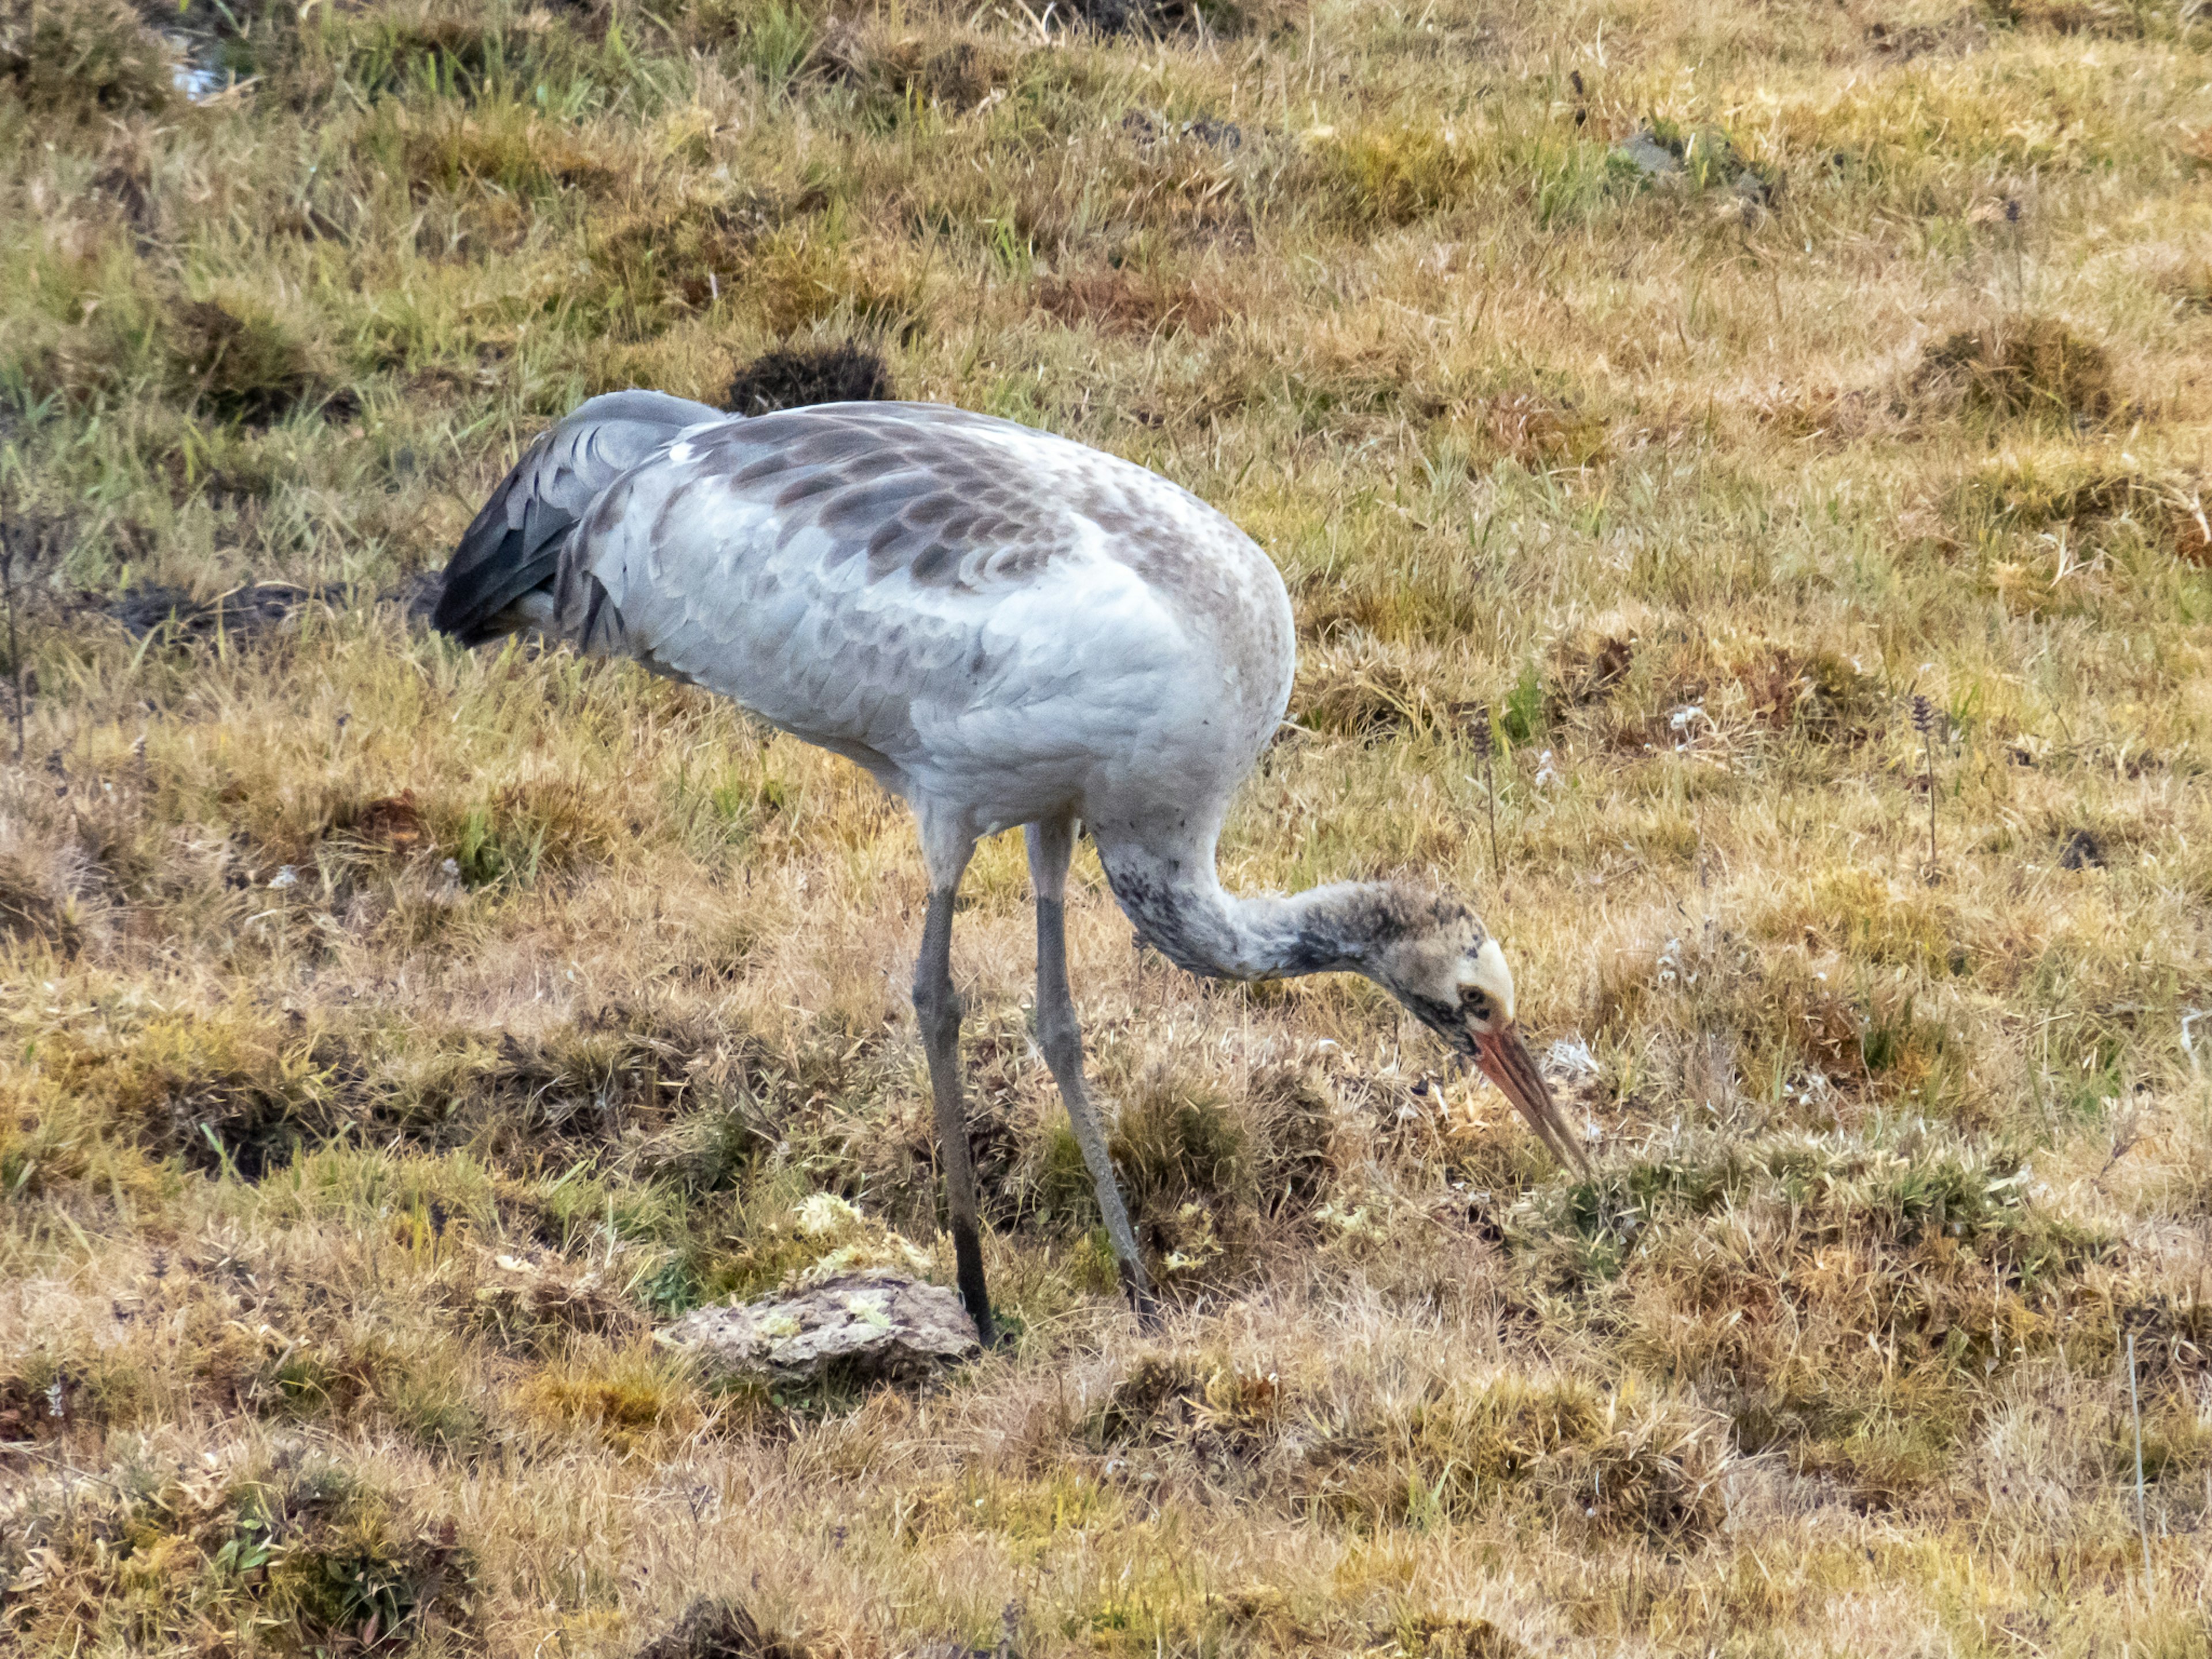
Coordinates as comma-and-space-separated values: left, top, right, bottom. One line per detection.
435, 393, 1589, 1342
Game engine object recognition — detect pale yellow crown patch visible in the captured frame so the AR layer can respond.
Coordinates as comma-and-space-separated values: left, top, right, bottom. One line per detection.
1455, 937, 1516, 1024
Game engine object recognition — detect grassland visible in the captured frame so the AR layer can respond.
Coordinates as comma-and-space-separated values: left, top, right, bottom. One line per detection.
3, 0, 2211, 1650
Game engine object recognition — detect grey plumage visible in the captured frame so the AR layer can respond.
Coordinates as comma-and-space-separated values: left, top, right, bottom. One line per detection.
433, 390, 725, 646
434, 393, 1588, 1344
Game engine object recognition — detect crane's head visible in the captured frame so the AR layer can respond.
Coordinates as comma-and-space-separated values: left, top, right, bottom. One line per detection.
1368, 910, 1590, 1174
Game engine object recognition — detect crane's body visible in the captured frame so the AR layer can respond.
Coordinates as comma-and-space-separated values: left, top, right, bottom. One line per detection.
438, 393, 1588, 1341
551, 404, 1293, 915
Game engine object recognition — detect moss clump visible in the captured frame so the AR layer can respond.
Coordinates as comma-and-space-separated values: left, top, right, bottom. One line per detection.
725, 341, 895, 414
1087, 1349, 1286, 1461
167, 294, 341, 426
518, 1343, 704, 1451
1328, 126, 1476, 224
1109, 1067, 1249, 1212
0, 0, 175, 116
1510, 1136, 2116, 1501
1913, 315, 2117, 423
1304, 1374, 1730, 1541
1955, 456, 2209, 563
0, 1451, 475, 1652
634, 1597, 813, 1659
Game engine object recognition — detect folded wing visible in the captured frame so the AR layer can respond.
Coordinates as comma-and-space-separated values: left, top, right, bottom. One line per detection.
433, 389, 728, 646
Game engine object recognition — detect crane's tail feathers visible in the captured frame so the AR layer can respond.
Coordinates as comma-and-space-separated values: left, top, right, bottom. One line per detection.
433, 390, 729, 647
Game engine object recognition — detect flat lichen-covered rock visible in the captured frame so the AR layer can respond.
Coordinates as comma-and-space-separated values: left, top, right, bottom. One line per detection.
660, 1271, 980, 1385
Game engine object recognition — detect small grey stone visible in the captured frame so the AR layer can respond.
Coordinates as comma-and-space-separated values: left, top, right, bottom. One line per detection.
1614, 129, 1681, 177
660, 1270, 979, 1385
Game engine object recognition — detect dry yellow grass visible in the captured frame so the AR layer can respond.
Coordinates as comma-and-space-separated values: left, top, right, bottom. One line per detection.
3, 0, 2211, 1651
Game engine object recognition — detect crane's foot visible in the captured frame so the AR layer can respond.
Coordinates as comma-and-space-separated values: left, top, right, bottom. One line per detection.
949, 1222, 998, 1349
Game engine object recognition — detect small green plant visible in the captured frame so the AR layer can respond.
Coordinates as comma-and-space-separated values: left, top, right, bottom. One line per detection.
454, 802, 512, 888
1501, 661, 1544, 746
741, 0, 820, 86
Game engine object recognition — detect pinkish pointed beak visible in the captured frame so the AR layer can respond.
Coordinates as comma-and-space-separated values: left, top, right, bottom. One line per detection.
1473, 1021, 1591, 1175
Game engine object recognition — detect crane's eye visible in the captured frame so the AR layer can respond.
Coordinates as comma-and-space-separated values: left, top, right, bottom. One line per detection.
1461, 988, 1493, 1022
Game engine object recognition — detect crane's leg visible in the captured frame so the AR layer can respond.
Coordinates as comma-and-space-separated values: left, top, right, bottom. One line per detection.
1027, 815, 1157, 1328
914, 831, 996, 1347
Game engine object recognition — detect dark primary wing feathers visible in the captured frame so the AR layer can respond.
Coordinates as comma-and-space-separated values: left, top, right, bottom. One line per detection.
434, 390, 725, 645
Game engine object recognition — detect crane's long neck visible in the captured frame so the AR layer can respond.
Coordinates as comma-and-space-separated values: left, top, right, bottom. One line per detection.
1096, 835, 1450, 984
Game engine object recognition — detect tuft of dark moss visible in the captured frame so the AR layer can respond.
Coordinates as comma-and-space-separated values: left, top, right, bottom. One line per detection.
168, 296, 350, 426
633, 1597, 810, 1659
724, 343, 895, 415
1054, 0, 1252, 36
1912, 314, 2117, 423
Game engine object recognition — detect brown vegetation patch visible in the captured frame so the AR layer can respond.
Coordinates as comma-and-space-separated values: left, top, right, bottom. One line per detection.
1035, 268, 1226, 338
1391, 1613, 1531, 1659
1989, 0, 2149, 35
1302, 1376, 1732, 1540
20, 1001, 755, 1186
2118, 1281, 2212, 1399
0, 1347, 145, 1442
332, 0, 605, 92
1292, 649, 1479, 742
1514, 1139, 2114, 1501
1459, 393, 1609, 470
0, 0, 173, 116
1089, 1350, 1285, 1460
471, 1248, 643, 1350
1865, 20, 1949, 59
1955, 458, 2210, 564
1546, 631, 1636, 713
391, 102, 618, 200
1593, 914, 1965, 1108
1553, 631, 1887, 752
168, 296, 350, 426
2153, 256, 2212, 313
1749, 382, 1891, 444
633, 1597, 812, 1659
809, 23, 1016, 112
1908, 315, 2117, 424
1728, 644, 1888, 741
587, 194, 774, 325
0, 818, 93, 954
107, 581, 345, 643
1054, 0, 1263, 37
346, 789, 430, 855
1026, 1062, 1334, 1282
